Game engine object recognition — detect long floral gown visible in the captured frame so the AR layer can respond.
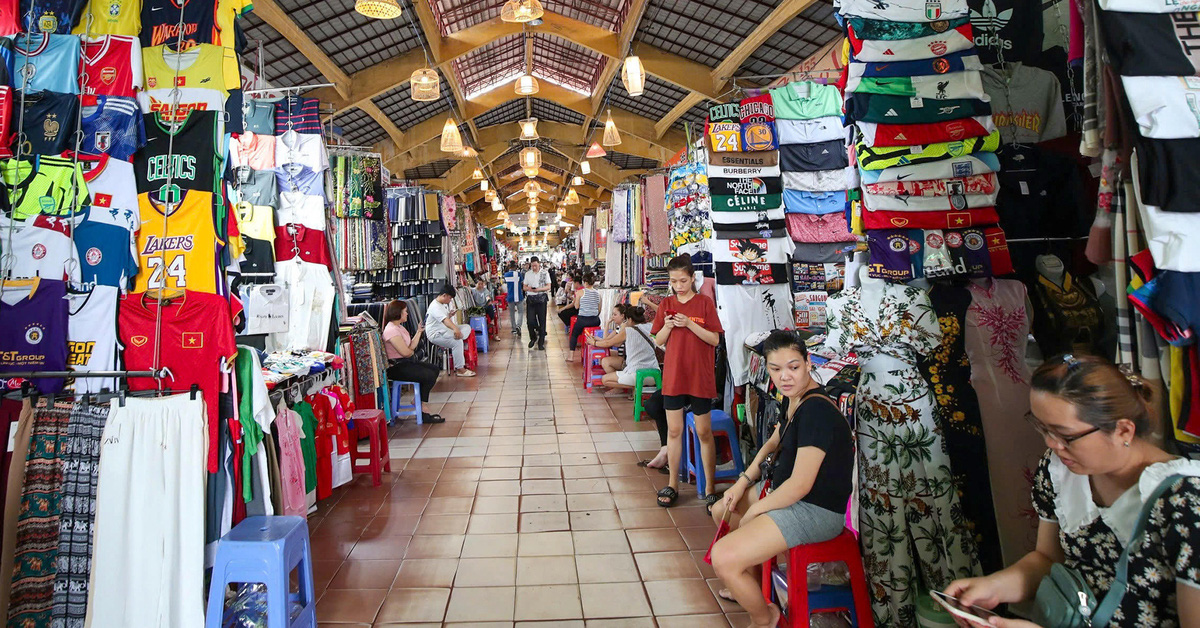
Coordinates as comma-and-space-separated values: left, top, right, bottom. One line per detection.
827, 284, 980, 628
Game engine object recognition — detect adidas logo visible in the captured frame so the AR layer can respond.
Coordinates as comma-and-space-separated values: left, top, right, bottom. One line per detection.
894, 133, 907, 141
885, 109, 899, 117
882, 48, 895, 55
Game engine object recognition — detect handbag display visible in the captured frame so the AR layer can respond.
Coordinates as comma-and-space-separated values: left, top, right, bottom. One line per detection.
1032, 473, 1184, 628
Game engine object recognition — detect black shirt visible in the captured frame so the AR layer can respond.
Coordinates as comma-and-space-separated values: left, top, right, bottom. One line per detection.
770, 387, 854, 513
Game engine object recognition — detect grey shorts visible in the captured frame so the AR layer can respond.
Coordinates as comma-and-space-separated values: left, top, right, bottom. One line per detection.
756, 481, 845, 548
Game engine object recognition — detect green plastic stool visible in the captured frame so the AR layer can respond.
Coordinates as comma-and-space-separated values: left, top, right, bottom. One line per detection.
632, 368, 662, 422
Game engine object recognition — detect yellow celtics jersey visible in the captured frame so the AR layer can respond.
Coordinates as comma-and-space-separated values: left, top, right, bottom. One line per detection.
135, 189, 223, 294
73, 0, 141, 36
142, 43, 240, 95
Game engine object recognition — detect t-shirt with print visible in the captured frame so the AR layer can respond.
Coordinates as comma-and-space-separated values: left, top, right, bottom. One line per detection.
846, 70, 987, 100
856, 115, 994, 147
3, 155, 90, 219
715, 261, 790, 285
74, 219, 138, 287
967, 0, 1044, 65
139, 0, 218, 47
848, 23, 974, 62
844, 92, 992, 125
848, 51, 983, 79
66, 285, 120, 393
769, 81, 842, 121
1098, 11, 1200, 76
981, 63, 1066, 144
838, 0, 969, 21
706, 101, 742, 153
0, 278, 68, 394
858, 151, 1000, 184
846, 16, 969, 40
739, 93, 777, 151
651, 293, 722, 398
770, 389, 853, 513
1122, 76, 1200, 139
712, 236, 795, 264
0, 214, 80, 281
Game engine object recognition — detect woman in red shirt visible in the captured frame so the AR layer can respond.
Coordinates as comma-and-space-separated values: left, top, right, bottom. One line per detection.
652, 254, 724, 510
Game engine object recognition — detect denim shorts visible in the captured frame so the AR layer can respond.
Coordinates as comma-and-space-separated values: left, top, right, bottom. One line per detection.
756, 481, 845, 548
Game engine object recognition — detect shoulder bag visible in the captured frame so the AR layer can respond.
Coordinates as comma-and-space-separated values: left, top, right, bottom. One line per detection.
1033, 473, 1184, 628
631, 324, 666, 365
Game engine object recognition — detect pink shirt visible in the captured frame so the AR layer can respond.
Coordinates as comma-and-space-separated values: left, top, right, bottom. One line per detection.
383, 322, 412, 360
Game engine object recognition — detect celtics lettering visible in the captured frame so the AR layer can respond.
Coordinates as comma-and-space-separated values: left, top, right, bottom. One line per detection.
145, 153, 197, 183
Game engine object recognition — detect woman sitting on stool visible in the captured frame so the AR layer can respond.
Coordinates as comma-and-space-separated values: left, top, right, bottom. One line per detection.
709, 330, 854, 628
382, 300, 444, 423
586, 304, 659, 397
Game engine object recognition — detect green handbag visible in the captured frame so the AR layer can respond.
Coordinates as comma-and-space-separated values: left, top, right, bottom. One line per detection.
1033, 473, 1184, 628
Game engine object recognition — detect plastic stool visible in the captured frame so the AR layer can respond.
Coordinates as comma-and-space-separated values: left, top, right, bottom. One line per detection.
580, 326, 602, 366
760, 529, 874, 628
495, 293, 507, 311
583, 345, 608, 390
768, 568, 857, 624
348, 408, 391, 487
682, 409, 745, 498
469, 316, 489, 353
568, 315, 577, 333
390, 380, 422, 424
377, 384, 393, 423
632, 368, 662, 422
205, 516, 317, 628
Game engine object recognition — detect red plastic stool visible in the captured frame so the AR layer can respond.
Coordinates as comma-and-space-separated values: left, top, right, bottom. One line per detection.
761, 529, 874, 628
349, 409, 391, 487
495, 293, 507, 311
580, 326, 601, 367
582, 329, 607, 390
569, 315, 577, 334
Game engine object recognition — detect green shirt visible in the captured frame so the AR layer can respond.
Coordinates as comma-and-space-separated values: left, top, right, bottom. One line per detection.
294, 401, 318, 494
855, 130, 1001, 171
770, 81, 842, 121
845, 93, 993, 125
3, 156, 90, 219
235, 347, 264, 503
711, 193, 784, 211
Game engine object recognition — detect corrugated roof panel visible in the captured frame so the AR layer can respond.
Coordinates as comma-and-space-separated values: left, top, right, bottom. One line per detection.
432, 0, 629, 35
531, 35, 605, 95
476, 99, 527, 128
373, 80, 452, 130
404, 158, 460, 179
603, 72, 690, 123
737, 3, 840, 84
275, 0, 425, 75
605, 150, 658, 169
530, 98, 586, 125
634, 0, 778, 68
241, 14, 325, 87
330, 108, 389, 146
674, 99, 709, 131
455, 35, 525, 96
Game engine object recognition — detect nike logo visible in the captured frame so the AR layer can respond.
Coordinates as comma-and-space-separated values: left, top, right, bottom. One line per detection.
151, 6, 163, 9
896, 173, 912, 179
872, 64, 890, 71
875, 80, 894, 86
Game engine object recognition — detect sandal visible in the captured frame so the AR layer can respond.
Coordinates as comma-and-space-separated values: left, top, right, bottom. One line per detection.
718, 588, 738, 604
656, 486, 678, 508
422, 413, 445, 424
705, 493, 721, 516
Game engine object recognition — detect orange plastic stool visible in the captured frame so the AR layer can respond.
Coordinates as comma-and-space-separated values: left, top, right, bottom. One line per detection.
349, 409, 391, 487
761, 529, 874, 627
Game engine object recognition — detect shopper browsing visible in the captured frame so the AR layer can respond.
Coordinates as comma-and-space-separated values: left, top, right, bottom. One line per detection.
566, 273, 602, 362
557, 272, 582, 328
503, 261, 524, 337
651, 253, 724, 511
424, 285, 476, 377
471, 276, 497, 332
944, 354, 1200, 628
381, 300, 444, 423
523, 257, 551, 350
708, 330, 853, 628
586, 303, 659, 396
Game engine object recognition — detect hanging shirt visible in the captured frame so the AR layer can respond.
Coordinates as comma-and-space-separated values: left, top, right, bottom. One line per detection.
76, 152, 139, 231
856, 115, 995, 147
276, 190, 326, 230
2, 155, 90, 218
863, 189, 998, 212
981, 63, 1066, 144
19, 0, 86, 33
12, 33, 80, 93
137, 86, 226, 123
134, 189, 222, 293
242, 98, 276, 135
75, 218, 138, 287
66, 285, 120, 393
273, 224, 332, 269
274, 96, 321, 134
0, 0, 18, 36
0, 87, 11, 157
848, 51, 984, 79
705, 101, 742, 152
228, 167, 278, 208
230, 131, 276, 170
135, 109, 221, 195
846, 70, 987, 100
1122, 76, 1200, 139
739, 92, 777, 151
847, 23, 975, 62
769, 81, 842, 120
16, 89, 80, 155
139, 0, 218, 47
80, 95, 146, 161
0, 214, 80, 281
967, 0, 1044, 65
242, 284, 288, 335
711, 236, 795, 264
863, 206, 1000, 230
141, 42, 239, 95
865, 172, 998, 197
837, 0, 970, 21
1098, 10, 1200, 76
0, 278, 68, 393
73, 0, 139, 35
275, 162, 324, 196
81, 35, 142, 97
845, 92, 993, 125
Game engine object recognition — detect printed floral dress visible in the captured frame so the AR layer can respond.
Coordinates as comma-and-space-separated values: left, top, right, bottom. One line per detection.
827, 283, 979, 628
1032, 451, 1200, 627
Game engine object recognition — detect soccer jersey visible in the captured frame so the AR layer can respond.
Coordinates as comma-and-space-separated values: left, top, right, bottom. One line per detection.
859, 152, 1000, 184
66, 285, 119, 393
0, 277, 68, 394
75, 152, 139, 230
1122, 76, 1200, 139
0, 87, 12, 158
855, 129, 1000, 170
242, 98, 275, 134
863, 189, 997, 211
75, 218, 137, 287
846, 70, 987, 100
782, 167, 860, 192
140, 0, 216, 47
865, 172, 997, 196
275, 162, 324, 196
20, 0, 86, 33
142, 42, 239, 95
856, 115, 995, 146
863, 206, 999, 230
0, 213, 80, 281
712, 237, 794, 264
777, 116, 844, 145
0, 0, 18, 35
848, 51, 984, 78
275, 130, 328, 172
739, 93, 777, 151
780, 140, 850, 172
135, 188, 220, 293
119, 289, 237, 471
274, 96, 321, 134
844, 92, 992, 124
769, 81, 842, 120
848, 23, 974, 62
12, 33, 80, 93
230, 131, 275, 170
73, 0, 140, 35
81, 35, 141, 97
2, 155, 89, 218
846, 16, 969, 39
838, 0, 969, 21
16, 90, 80, 155
81, 95, 146, 161
135, 109, 220, 195
137, 86, 226, 123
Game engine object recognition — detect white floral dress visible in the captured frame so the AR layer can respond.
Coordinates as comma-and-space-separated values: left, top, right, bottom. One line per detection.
1032, 451, 1200, 627
827, 284, 980, 628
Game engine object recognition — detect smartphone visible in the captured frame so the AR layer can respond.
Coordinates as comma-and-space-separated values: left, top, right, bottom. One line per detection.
930, 591, 999, 626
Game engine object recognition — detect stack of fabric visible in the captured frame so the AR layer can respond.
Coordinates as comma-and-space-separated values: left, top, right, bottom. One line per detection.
771, 80, 857, 264
839, 2, 1015, 282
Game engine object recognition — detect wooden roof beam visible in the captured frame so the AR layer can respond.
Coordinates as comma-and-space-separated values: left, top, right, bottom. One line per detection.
709, 0, 820, 93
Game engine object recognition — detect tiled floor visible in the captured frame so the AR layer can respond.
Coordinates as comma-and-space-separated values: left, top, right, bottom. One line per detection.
311, 309, 743, 627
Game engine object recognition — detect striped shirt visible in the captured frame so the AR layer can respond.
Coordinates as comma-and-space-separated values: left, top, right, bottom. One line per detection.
578, 288, 601, 317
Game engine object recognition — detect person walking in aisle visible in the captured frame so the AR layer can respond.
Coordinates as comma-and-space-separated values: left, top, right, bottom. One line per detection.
523, 257, 551, 350
503, 261, 524, 337
652, 253, 723, 512
424, 285, 476, 377
566, 273, 602, 362
381, 300, 444, 423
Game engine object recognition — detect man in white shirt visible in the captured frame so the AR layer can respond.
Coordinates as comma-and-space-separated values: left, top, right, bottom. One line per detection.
522, 257, 552, 350
425, 285, 477, 377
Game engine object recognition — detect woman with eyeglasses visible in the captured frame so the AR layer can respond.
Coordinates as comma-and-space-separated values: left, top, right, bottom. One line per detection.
944, 354, 1200, 627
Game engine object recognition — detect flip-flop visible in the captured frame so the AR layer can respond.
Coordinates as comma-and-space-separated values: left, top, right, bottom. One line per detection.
705, 493, 721, 516
637, 459, 653, 467
718, 588, 738, 604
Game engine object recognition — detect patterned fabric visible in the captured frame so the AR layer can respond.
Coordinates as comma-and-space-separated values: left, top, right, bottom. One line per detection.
785, 212, 855, 244
8, 401, 71, 628
826, 284, 978, 627
51, 403, 107, 628
644, 175, 670, 255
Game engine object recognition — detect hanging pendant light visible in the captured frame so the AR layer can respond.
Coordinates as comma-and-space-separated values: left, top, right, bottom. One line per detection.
520, 146, 542, 170
621, 56, 646, 97
480, 179, 489, 192
580, 160, 591, 174
497, 209, 508, 219
602, 110, 621, 146
471, 168, 484, 180
523, 167, 539, 178
410, 67, 439, 101
565, 188, 580, 205
355, 0, 402, 19
523, 180, 541, 196
462, 146, 477, 158
515, 73, 539, 96
572, 175, 583, 186
518, 117, 539, 140
501, 0, 543, 22
485, 189, 497, 202
440, 116, 463, 153
528, 197, 539, 206
585, 142, 605, 158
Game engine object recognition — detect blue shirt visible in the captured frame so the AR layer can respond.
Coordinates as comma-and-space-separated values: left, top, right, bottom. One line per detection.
848, 51, 982, 79
74, 219, 138, 289
81, 96, 145, 162
504, 270, 524, 302
783, 189, 846, 215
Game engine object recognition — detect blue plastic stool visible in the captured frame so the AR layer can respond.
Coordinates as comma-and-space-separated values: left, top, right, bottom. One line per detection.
205, 516, 316, 628
469, 316, 489, 353
391, 380, 423, 424
769, 569, 861, 626
682, 409, 745, 498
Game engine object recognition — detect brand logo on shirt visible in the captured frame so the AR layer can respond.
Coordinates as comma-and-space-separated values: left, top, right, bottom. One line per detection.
145, 154, 198, 183
930, 20, 949, 32
37, 12, 57, 32
31, 244, 46, 259
142, 234, 195, 255
970, 0, 1014, 51
929, 41, 948, 56
129, 335, 149, 347
946, 231, 963, 247
86, 247, 103, 265
885, 109, 899, 117
742, 122, 774, 151
146, 98, 211, 122
951, 160, 975, 177
42, 113, 60, 141
18, 63, 35, 84
881, 48, 895, 56
99, 66, 118, 85
107, 0, 120, 16
24, 325, 44, 345
925, 0, 942, 18
68, 341, 95, 366
708, 102, 740, 121
727, 178, 768, 195
933, 58, 951, 74
149, 22, 200, 47
95, 131, 112, 152
926, 232, 944, 248
888, 234, 909, 252
182, 332, 204, 348
992, 109, 1044, 133
965, 231, 985, 250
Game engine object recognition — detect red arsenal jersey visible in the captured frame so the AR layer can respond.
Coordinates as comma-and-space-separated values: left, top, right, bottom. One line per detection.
119, 290, 237, 472
82, 35, 141, 98
858, 116, 994, 147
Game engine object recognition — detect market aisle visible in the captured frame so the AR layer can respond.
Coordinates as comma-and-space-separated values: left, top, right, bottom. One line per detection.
308, 309, 737, 627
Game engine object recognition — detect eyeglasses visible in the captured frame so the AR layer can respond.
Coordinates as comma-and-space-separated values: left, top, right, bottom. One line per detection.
1024, 412, 1101, 449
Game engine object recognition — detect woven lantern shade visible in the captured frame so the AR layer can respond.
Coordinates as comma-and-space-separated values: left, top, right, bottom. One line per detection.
518, 117, 539, 140
480, 179, 489, 191
355, 0, 402, 19
439, 116, 463, 153
485, 189, 497, 202
515, 73, 539, 96
527, 197, 538, 207
471, 168, 484, 180
497, 210, 508, 220
523, 167, 538, 178
520, 146, 542, 170
621, 56, 646, 97
585, 142, 605, 158
565, 188, 580, 205
580, 160, 591, 174
501, 0, 543, 22
461, 146, 477, 158
572, 175, 583, 186
523, 181, 541, 196
410, 68, 439, 101
602, 110, 621, 146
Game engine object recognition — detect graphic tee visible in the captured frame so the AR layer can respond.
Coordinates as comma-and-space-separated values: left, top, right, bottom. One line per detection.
651, 293, 722, 398
739, 93, 777, 151
1098, 11, 1200, 76
76, 153, 139, 231
0, 278, 68, 393
16, 90, 80, 155
81, 35, 142, 97
715, 261, 790, 285
838, 0, 970, 21
1120, 75, 1200, 139
135, 109, 220, 195
73, 0, 140, 35
769, 81, 842, 120
846, 70, 987, 100
75, 218, 138, 287
712, 236, 794, 264
81, 95, 146, 161
848, 23, 975, 61
119, 289, 237, 472
967, 0, 1044, 65
66, 285, 119, 393
135, 189, 221, 293
0, 214, 80, 281
12, 33, 80, 93
981, 63, 1066, 144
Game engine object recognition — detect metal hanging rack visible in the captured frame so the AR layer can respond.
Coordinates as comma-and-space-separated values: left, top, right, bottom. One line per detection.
245, 82, 335, 95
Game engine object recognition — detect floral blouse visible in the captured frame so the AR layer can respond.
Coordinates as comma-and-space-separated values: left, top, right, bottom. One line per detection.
1032, 451, 1200, 627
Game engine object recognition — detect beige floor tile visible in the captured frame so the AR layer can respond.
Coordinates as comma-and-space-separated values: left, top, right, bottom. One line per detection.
374, 588, 450, 623
454, 557, 517, 587
575, 553, 640, 583
514, 585, 583, 621
579, 583, 652, 619
444, 586, 517, 622
516, 555, 579, 586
